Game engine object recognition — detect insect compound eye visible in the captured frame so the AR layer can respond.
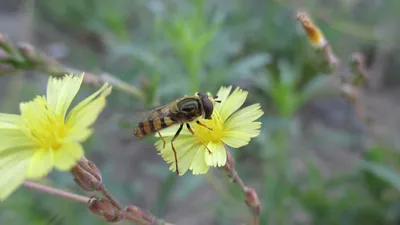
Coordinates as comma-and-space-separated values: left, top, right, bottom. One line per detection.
200, 96, 214, 119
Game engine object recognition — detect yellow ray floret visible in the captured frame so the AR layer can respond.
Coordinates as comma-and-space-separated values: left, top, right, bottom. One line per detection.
155, 86, 264, 175
0, 73, 112, 200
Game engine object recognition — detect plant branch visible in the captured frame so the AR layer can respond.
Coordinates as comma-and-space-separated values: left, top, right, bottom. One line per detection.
23, 181, 89, 203
0, 33, 172, 225
223, 145, 261, 225
97, 184, 123, 210
0, 33, 145, 101
296, 11, 375, 125
296, 11, 339, 73
71, 157, 174, 225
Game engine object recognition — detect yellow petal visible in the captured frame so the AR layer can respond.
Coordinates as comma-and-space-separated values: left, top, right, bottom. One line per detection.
0, 114, 28, 146
204, 141, 226, 167
218, 87, 248, 122
19, 96, 56, 144
0, 133, 37, 153
0, 113, 21, 127
165, 143, 202, 175
157, 135, 198, 175
215, 86, 232, 111
68, 97, 106, 130
53, 142, 84, 171
189, 145, 210, 174
157, 136, 198, 161
25, 149, 54, 179
66, 83, 111, 129
0, 113, 37, 152
65, 128, 93, 142
224, 104, 263, 129
0, 131, 36, 153
228, 123, 262, 137
46, 74, 84, 118
0, 153, 31, 201
156, 124, 192, 137
222, 131, 253, 148
0, 149, 33, 169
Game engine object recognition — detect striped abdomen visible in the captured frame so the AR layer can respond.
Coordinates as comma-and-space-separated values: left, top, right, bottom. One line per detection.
133, 115, 177, 138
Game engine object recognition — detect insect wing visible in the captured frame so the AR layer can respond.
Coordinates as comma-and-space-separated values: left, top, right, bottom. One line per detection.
131, 104, 172, 125
132, 104, 179, 137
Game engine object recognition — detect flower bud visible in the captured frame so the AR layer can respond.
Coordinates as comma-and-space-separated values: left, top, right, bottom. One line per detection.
0, 34, 13, 53
17, 43, 38, 63
88, 197, 123, 222
296, 11, 326, 49
244, 187, 261, 216
349, 52, 364, 67
71, 157, 103, 191
349, 52, 367, 86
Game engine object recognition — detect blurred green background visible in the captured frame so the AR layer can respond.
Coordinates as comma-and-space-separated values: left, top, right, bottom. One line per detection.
1, 0, 400, 224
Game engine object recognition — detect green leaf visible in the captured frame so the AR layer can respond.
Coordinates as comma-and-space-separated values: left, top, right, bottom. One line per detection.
363, 146, 386, 162
359, 161, 400, 191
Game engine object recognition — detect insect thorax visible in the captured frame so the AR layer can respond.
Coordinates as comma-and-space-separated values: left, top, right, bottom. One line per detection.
170, 98, 203, 123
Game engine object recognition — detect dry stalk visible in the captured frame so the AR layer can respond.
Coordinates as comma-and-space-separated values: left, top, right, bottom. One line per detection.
70, 157, 174, 224
0, 33, 144, 100
223, 145, 261, 225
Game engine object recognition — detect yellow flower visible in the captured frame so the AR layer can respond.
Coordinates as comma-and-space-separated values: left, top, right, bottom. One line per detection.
0, 73, 112, 200
155, 86, 263, 175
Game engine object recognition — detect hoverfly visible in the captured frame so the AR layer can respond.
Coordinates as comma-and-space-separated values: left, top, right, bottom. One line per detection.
133, 92, 221, 175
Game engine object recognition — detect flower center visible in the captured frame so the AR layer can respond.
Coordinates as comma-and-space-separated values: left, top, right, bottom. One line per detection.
20, 96, 69, 150
192, 109, 224, 144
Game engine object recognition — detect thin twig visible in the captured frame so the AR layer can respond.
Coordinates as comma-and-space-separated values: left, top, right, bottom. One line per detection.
71, 157, 175, 225
23, 180, 175, 225
296, 11, 375, 126
228, 165, 247, 191
23, 181, 89, 203
223, 145, 261, 225
0, 33, 145, 100
296, 11, 339, 73
97, 184, 123, 210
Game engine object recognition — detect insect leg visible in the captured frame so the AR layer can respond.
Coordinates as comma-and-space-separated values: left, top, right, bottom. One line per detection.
186, 123, 195, 135
186, 123, 212, 154
157, 132, 166, 148
171, 124, 183, 175
213, 95, 221, 103
196, 120, 213, 130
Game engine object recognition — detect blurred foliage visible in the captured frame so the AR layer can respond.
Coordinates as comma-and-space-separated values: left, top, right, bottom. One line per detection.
2, 0, 400, 224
